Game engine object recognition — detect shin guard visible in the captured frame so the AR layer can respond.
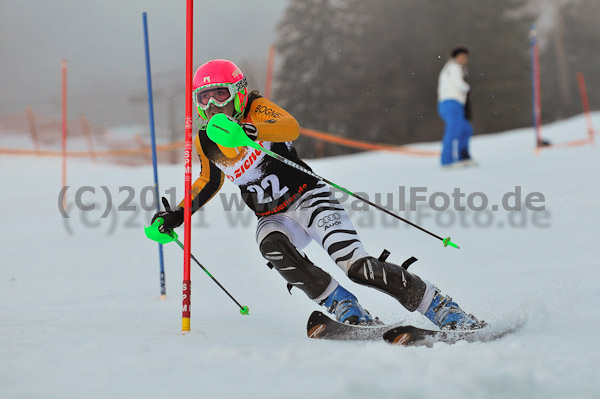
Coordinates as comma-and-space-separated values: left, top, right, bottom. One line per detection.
259, 232, 332, 300
347, 256, 426, 312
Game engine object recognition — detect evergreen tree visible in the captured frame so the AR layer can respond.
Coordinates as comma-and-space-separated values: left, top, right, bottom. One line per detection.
275, 0, 534, 156
540, 0, 600, 122
344, 0, 532, 143
274, 0, 351, 157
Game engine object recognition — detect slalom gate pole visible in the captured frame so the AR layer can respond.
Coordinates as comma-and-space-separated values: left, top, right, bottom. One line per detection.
577, 72, 595, 143
182, 0, 194, 332
207, 115, 459, 249
173, 239, 249, 315
529, 25, 543, 150
61, 59, 68, 209
534, 38, 542, 146
79, 115, 97, 162
143, 12, 167, 299
25, 106, 41, 154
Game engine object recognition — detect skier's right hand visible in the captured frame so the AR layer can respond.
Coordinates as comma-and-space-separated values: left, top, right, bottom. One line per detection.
151, 197, 184, 234
241, 123, 258, 141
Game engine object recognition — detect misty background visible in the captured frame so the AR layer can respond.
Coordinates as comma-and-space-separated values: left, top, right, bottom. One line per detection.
0, 1, 286, 134
1, 0, 598, 158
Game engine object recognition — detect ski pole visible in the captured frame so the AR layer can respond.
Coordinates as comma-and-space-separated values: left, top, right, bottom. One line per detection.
173, 238, 249, 315
144, 213, 250, 315
207, 114, 459, 249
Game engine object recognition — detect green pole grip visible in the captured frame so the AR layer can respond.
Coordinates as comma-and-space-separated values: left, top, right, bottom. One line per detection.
144, 217, 178, 244
207, 114, 256, 148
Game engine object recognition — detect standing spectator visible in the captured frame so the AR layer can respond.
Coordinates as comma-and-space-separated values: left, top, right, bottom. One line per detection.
437, 47, 475, 167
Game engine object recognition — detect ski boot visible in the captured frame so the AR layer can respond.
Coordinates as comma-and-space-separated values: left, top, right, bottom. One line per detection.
321, 285, 376, 325
424, 289, 487, 330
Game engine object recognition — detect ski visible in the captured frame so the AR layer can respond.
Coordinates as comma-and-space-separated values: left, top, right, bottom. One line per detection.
383, 323, 521, 347
307, 310, 523, 345
306, 311, 404, 341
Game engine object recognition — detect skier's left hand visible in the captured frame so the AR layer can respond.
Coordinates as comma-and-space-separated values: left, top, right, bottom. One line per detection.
151, 197, 183, 234
151, 209, 183, 234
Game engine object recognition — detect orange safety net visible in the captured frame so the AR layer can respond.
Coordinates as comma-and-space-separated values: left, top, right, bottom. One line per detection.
1, 127, 439, 158
299, 127, 439, 157
538, 136, 594, 151
0, 141, 185, 157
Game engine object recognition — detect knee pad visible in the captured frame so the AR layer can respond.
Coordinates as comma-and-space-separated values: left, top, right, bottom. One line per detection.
259, 232, 331, 300
347, 256, 426, 312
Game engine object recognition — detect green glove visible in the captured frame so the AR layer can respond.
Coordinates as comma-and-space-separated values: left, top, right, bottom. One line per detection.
144, 197, 182, 244
145, 217, 178, 244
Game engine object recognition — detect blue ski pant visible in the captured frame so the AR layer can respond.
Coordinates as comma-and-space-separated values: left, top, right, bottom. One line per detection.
438, 99, 473, 165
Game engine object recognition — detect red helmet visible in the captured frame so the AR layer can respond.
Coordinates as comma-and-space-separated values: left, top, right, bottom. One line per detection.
192, 59, 248, 121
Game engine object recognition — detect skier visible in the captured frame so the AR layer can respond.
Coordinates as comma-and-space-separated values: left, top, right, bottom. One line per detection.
152, 59, 485, 330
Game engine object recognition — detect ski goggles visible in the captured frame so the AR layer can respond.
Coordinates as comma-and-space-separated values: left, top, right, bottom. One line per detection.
193, 77, 247, 111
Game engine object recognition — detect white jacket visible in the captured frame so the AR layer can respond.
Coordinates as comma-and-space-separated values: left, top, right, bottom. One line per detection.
437, 59, 470, 105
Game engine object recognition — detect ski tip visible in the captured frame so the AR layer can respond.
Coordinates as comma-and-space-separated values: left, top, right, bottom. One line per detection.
307, 323, 327, 338
383, 328, 413, 346
389, 333, 413, 346
307, 311, 328, 338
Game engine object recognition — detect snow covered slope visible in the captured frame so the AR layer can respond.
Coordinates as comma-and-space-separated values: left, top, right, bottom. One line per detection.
1, 114, 599, 398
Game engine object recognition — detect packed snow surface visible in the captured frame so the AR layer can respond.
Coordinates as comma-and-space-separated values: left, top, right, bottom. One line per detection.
2, 114, 599, 398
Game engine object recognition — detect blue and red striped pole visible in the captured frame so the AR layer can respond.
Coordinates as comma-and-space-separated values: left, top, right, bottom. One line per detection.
142, 12, 167, 299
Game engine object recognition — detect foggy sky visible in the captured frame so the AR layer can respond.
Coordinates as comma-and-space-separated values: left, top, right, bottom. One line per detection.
0, 1, 288, 130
